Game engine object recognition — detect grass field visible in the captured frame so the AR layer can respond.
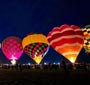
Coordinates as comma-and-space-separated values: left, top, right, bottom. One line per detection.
0, 68, 90, 85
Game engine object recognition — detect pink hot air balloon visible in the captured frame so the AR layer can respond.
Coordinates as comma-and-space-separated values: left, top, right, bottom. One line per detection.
1, 36, 23, 65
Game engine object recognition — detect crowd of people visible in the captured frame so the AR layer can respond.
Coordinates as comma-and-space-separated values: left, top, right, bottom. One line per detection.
0, 60, 90, 72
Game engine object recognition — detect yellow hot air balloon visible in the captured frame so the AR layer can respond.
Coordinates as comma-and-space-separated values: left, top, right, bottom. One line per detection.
22, 33, 49, 64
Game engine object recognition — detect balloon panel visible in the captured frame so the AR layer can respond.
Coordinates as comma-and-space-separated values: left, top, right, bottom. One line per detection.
22, 33, 49, 49
24, 43, 49, 64
47, 24, 84, 63
2, 36, 23, 60
24, 43, 48, 57
82, 25, 90, 53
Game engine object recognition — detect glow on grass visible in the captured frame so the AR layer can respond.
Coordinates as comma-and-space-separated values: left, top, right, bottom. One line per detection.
11, 59, 16, 65
33, 54, 42, 64
70, 57, 75, 63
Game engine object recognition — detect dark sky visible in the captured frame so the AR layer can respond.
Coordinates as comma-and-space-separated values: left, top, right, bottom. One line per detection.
0, 0, 90, 64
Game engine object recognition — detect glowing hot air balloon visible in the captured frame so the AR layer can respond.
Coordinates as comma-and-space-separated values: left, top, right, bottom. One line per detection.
47, 24, 84, 63
1, 36, 23, 65
82, 25, 90, 54
22, 33, 49, 64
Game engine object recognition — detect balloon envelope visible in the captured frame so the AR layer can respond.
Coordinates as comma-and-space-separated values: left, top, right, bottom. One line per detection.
22, 33, 49, 64
1, 36, 23, 61
47, 24, 84, 63
82, 25, 90, 53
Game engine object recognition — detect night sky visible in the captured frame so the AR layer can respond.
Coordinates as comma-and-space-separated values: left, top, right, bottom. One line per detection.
0, 0, 90, 64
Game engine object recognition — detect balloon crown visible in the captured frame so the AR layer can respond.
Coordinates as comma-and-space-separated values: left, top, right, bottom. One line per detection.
27, 32, 42, 35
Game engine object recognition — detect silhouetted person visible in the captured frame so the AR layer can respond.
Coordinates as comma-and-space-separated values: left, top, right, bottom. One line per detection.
19, 64, 22, 72
68, 63, 73, 71
48, 62, 51, 69
15, 62, 19, 71
82, 62, 87, 71
60, 60, 67, 72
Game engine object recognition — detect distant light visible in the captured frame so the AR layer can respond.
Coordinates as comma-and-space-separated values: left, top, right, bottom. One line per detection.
53, 62, 56, 64
22, 64, 25, 65
3, 64, 9, 66
44, 62, 47, 65
57, 62, 60, 65
28, 63, 31, 65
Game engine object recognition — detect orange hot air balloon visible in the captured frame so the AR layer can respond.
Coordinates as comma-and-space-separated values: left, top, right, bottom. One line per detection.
47, 24, 84, 63
22, 33, 49, 64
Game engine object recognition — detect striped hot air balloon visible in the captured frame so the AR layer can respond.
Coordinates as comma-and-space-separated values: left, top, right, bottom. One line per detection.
47, 24, 84, 63
82, 25, 90, 54
22, 33, 49, 64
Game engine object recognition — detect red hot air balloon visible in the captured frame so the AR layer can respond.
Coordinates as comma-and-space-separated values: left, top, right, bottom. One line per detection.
1, 36, 23, 65
47, 24, 84, 63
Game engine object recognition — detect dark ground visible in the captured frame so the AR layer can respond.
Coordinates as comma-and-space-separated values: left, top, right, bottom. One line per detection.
0, 68, 90, 85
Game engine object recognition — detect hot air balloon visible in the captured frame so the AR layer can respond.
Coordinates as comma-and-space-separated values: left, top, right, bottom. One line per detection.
47, 24, 84, 63
22, 33, 49, 64
82, 25, 90, 54
1, 36, 23, 65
